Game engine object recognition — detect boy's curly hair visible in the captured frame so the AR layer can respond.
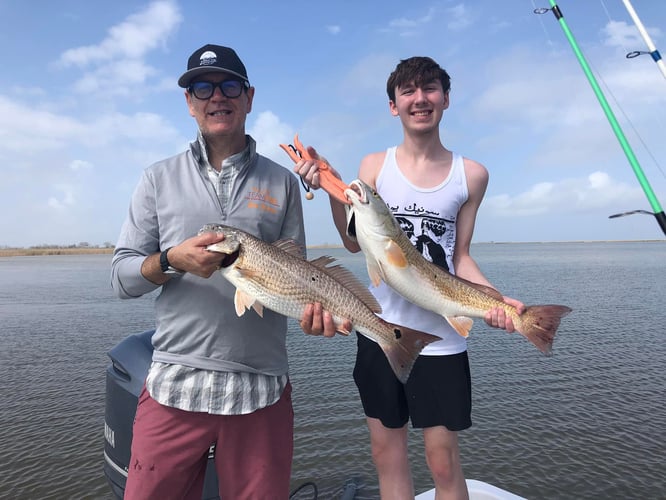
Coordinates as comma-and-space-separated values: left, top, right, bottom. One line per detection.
386, 57, 451, 102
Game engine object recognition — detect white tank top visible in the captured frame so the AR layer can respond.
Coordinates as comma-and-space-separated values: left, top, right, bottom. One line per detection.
373, 146, 469, 355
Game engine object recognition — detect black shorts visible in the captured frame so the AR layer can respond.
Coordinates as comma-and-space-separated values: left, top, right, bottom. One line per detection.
353, 333, 472, 430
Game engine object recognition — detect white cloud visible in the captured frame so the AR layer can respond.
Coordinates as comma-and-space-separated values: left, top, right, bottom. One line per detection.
445, 4, 473, 31
327, 25, 341, 35
0, 95, 182, 159
382, 4, 472, 37
466, 42, 666, 175
72, 60, 158, 96
0, 96, 86, 155
69, 160, 93, 171
385, 7, 436, 37
601, 19, 662, 52
602, 20, 642, 50
249, 111, 295, 164
484, 171, 644, 217
48, 183, 76, 210
91, 111, 181, 143
56, 0, 182, 96
57, 0, 181, 67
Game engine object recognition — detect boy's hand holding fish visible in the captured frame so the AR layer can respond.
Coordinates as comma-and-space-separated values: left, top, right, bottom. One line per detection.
485, 296, 526, 332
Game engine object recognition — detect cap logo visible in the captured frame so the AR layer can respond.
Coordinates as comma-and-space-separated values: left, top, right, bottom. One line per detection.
199, 50, 217, 67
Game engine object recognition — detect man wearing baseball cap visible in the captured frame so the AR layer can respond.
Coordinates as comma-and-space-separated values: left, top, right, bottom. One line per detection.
112, 44, 342, 499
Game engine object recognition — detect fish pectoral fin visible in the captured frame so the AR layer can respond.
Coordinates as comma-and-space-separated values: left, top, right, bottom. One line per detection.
234, 289, 261, 317
385, 240, 408, 268
445, 316, 474, 338
367, 261, 383, 287
236, 267, 262, 280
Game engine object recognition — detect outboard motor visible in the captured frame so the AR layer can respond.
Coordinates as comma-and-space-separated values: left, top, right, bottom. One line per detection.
103, 330, 219, 499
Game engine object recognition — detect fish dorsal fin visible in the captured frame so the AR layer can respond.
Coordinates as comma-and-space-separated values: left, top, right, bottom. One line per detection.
385, 240, 409, 268
273, 239, 306, 258
310, 256, 382, 313
446, 316, 474, 338
328, 264, 382, 313
310, 255, 337, 268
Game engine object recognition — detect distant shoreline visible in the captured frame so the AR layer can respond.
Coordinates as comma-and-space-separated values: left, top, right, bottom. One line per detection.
0, 246, 345, 257
0, 248, 114, 257
1, 239, 662, 257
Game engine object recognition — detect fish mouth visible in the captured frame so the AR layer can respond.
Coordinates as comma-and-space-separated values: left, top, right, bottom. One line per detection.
345, 180, 367, 204
206, 242, 240, 268
200, 224, 241, 268
344, 180, 368, 240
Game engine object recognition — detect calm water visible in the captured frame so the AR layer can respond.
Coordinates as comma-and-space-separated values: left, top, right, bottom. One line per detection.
1, 242, 664, 499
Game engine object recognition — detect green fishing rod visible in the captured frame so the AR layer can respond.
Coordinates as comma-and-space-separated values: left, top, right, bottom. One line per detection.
536, 1, 666, 236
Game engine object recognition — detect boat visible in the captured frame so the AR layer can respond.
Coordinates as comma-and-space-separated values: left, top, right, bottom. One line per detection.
416, 480, 525, 500
103, 330, 523, 499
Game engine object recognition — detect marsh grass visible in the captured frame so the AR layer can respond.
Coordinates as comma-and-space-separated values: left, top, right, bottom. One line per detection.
0, 247, 114, 257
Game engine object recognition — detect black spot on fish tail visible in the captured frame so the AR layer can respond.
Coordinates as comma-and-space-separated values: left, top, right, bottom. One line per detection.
379, 324, 440, 383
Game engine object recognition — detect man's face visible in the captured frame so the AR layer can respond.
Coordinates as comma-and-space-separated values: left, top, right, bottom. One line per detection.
185, 72, 254, 139
389, 79, 449, 132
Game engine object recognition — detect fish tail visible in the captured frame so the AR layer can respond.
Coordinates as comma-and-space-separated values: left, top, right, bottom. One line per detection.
515, 305, 572, 355
379, 324, 441, 383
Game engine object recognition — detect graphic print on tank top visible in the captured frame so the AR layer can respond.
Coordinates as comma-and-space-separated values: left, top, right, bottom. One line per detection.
391, 204, 455, 271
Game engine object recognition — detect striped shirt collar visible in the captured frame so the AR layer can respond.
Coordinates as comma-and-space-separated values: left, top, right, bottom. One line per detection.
195, 130, 255, 173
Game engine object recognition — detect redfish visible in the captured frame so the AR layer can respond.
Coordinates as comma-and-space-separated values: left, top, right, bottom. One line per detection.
201, 223, 440, 382
344, 180, 572, 355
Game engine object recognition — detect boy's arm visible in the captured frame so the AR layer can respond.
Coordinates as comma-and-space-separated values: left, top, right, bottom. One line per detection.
454, 158, 525, 331
453, 158, 490, 286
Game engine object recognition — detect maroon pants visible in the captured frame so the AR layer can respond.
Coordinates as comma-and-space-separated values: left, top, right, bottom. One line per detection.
124, 383, 294, 500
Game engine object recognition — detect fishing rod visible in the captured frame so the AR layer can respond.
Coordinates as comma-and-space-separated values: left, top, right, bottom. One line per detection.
535, 1, 666, 236
621, 0, 666, 81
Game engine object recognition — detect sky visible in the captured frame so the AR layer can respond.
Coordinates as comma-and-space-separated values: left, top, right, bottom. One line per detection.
1, 0, 665, 247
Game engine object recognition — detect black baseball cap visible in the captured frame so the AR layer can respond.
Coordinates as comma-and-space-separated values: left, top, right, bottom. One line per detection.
178, 44, 249, 88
